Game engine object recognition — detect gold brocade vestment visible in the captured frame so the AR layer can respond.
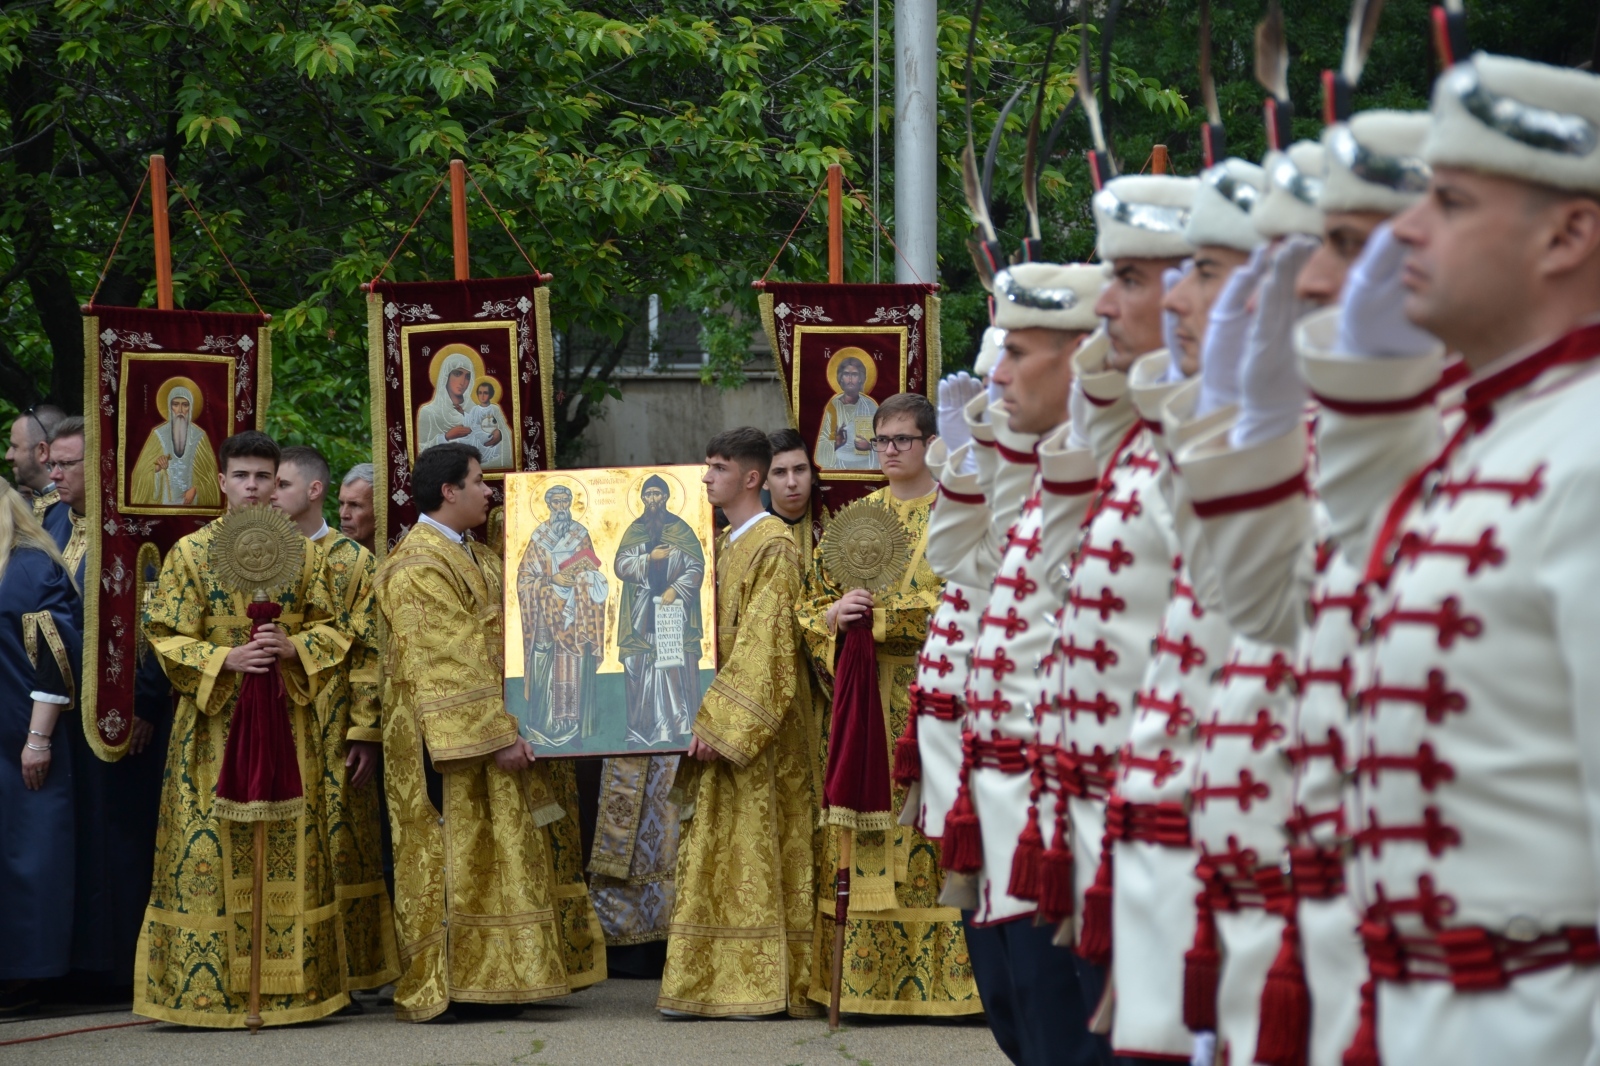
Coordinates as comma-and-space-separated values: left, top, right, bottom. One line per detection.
797, 488, 981, 1016
375, 523, 604, 1022
308, 528, 400, 990
136, 522, 353, 1028
659, 516, 818, 1017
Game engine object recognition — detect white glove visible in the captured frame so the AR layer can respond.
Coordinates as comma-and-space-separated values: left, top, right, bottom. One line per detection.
1336, 221, 1438, 359
1162, 261, 1193, 382
1232, 235, 1319, 449
1195, 244, 1271, 418
937, 372, 983, 451
1191, 1031, 1217, 1066
1067, 379, 1089, 450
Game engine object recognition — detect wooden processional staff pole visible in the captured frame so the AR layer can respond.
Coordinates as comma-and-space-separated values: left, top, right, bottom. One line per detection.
824, 160, 851, 1032
450, 158, 471, 280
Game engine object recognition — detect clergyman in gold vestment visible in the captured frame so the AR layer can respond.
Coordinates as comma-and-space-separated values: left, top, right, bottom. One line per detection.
374, 444, 604, 1022
136, 433, 353, 1028
659, 430, 818, 1017
797, 395, 981, 1016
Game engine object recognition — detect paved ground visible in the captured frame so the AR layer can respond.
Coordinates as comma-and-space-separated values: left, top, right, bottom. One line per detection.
0, 978, 1009, 1066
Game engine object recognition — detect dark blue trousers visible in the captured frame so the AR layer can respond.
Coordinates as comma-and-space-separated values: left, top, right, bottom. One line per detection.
964, 914, 1113, 1066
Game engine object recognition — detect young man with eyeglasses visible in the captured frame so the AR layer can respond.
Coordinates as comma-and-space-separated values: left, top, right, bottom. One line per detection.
796, 392, 983, 1018
43, 416, 169, 999
7, 404, 67, 538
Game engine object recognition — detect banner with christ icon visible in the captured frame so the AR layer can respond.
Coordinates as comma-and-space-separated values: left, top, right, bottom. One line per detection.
501, 466, 719, 758
366, 275, 556, 553
757, 282, 941, 515
81, 304, 272, 760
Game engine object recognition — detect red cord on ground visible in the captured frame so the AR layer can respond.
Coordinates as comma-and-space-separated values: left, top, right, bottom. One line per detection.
0, 1018, 159, 1047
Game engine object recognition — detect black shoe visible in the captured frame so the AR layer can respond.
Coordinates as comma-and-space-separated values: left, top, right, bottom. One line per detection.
453, 1002, 525, 1021
0, 981, 41, 1015
338, 998, 365, 1015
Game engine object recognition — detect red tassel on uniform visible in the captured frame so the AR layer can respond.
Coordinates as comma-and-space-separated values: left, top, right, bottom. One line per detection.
1077, 840, 1114, 966
941, 781, 983, 873
1183, 889, 1220, 1032
1037, 812, 1075, 922
1256, 910, 1311, 1066
892, 708, 922, 787
1008, 805, 1045, 900
1342, 980, 1380, 1066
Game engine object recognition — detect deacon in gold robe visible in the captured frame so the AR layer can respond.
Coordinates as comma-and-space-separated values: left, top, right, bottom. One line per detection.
137, 432, 353, 1028
659, 429, 818, 1018
272, 446, 400, 995
375, 443, 603, 1022
796, 395, 982, 1017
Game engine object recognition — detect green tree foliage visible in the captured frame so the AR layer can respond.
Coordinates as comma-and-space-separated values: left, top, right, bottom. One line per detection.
0, 0, 1192, 471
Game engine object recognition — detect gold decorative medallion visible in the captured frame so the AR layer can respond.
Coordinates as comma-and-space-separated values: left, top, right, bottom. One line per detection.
819, 497, 910, 593
210, 504, 305, 595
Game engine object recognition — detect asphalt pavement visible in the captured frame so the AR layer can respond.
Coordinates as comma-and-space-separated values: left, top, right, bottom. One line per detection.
0, 977, 1010, 1066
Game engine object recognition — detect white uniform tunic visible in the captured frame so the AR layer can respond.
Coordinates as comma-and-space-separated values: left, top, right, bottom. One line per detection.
1041, 343, 1180, 926
1306, 313, 1600, 1066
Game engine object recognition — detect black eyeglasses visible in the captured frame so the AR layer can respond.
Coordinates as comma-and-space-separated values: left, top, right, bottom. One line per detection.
869, 434, 929, 453
45, 459, 85, 473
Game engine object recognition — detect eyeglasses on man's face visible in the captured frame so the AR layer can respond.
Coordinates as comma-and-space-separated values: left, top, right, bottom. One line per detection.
869, 434, 928, 453
45, 459, 85, 472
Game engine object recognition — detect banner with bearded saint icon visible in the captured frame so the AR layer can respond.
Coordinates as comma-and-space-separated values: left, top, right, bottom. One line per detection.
366, 275, 557, 554
758, 283, 941, 522
80, 304, 272, 760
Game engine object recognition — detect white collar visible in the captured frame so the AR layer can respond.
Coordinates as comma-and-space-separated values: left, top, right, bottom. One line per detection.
418, 513, 465, 544
308, 520, 331, 542
727, 510, 772, 543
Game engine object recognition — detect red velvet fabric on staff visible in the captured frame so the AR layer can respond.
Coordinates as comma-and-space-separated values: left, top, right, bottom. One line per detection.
823, 623, 892, 825
213, 600, 304, 823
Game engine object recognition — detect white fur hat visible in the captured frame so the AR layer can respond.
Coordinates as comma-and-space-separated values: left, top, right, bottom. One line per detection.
1426, 53, 1600, 195
991, 263, 1104, 332
1093, 175, 1198, 261
1185, 159, 1267, 252
973, 326, 1007, 376
1320, 110, 1431, 214
1254, 141, 1327, 238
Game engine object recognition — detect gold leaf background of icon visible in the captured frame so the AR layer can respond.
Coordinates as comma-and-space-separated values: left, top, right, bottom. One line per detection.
501, 465, 717, 679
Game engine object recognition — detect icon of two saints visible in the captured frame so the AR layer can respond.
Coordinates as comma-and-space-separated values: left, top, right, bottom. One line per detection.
516, 476, 704, 748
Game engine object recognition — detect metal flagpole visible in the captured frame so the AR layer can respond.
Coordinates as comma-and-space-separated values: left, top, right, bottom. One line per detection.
894, 0, 938, 283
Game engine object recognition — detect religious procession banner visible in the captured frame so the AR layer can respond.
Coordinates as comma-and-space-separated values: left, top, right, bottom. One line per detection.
81, 304, 271, 760
366, 275, 556, 553
757, 282, 941, 516
501, 465, 718, 758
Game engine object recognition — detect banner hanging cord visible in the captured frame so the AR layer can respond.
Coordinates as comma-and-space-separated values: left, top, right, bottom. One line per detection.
86, 168, 151, 307
466, 169, 549, 280
840, 171, 929, 287
755, 178, 828, 285
368, 173, 449, 289
171, 183, 266, 317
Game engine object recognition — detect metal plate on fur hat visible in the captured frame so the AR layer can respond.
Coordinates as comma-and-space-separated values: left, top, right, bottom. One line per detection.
1425, 53, 1600, 194
1321, 110, 1431, 214
1093, 175, 1197, 261
991, 262, 1104, 332
1185, 159, 1267, 252
1255, 141, 1327, 238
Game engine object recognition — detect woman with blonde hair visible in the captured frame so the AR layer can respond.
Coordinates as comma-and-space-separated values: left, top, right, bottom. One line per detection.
0, 477, 81, 1011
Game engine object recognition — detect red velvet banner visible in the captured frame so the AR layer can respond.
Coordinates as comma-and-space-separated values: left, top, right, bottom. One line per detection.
367, 276, 556, 553
759, 282, 940, 521
82, 303, 271, 760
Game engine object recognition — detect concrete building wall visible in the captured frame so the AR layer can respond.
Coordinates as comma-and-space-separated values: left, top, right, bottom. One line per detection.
572, 370, 790, 468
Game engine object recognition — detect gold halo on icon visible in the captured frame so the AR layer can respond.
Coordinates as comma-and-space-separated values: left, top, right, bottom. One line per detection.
155, 375, 204, 419
825, 346, 877, 394
521, 473, 589, 527
625, 470, 687, 519
474, 374, 504, 406
427, 343, 487, 389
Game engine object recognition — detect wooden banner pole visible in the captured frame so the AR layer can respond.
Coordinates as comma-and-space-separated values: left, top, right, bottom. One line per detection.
1151, 144, 1169, 175
150, 155, 174, 310
827, 163, 844, 284
829, 829, 852, 1030
246, 820, 265, 1034
450, 159, 470, 281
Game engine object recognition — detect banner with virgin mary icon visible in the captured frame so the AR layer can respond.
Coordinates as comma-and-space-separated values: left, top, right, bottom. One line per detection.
366, 275, 557, 552
757, 282, 941, 515
81, 304, 272, 760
